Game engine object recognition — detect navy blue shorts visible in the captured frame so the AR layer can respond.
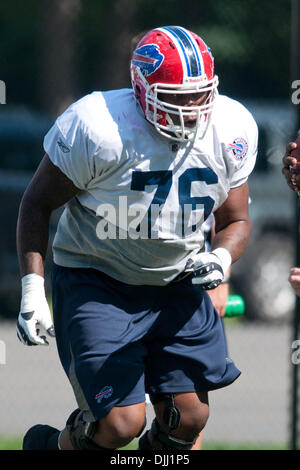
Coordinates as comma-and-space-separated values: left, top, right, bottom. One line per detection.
51, 264, 241, 421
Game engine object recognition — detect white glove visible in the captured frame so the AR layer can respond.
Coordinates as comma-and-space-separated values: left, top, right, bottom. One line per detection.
17, 273, 55, 346
187, 248, 232, 290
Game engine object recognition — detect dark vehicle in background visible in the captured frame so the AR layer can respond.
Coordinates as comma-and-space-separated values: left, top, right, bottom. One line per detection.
0, 101, 298, 322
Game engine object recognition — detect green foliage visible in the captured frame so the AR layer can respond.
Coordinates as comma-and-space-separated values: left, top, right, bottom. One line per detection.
0, 0, 292, 110
0, 1, 41, 107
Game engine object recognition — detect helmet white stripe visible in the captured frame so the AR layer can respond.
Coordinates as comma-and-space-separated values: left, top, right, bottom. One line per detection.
160, 26, 202, 77
167, 26, 201, 76
156, 27, 189, 78
176, 26, 205, 77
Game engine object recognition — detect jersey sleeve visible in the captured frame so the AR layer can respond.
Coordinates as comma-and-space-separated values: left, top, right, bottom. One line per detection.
228, 111, 258, 189
43, 106, 95, 190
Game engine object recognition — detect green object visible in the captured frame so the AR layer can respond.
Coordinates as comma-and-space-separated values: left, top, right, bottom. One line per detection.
225, 295, 245, 317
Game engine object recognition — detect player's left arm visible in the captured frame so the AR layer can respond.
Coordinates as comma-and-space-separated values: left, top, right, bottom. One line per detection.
206, 215, 231, 316
212, 181, 251, 263
190, 104, 256, 290
190, 182, 250, 289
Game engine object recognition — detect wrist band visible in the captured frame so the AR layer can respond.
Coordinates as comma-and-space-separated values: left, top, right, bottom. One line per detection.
21, 273, 45, 297
212, 247, 232, 274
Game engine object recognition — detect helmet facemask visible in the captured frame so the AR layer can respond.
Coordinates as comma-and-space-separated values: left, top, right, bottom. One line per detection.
146, 77, 219, 142
133, 67, 218, 143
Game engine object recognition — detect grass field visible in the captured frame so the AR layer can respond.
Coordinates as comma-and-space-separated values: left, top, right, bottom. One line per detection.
0, 436, 289, 451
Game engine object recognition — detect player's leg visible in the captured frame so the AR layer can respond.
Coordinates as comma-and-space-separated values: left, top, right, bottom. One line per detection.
138, 276, 240, 451
59, 403, 146, 450
144, 394, 203, 450
191, 431, 203, 450
138, 392, 209, 450
23, 402, 146, 450
153, 392, 209, 444
23, 265, 154, 450
189, 319, 229, 450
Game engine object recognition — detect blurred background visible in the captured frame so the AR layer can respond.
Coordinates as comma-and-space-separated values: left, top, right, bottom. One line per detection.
0, 0, 299, 450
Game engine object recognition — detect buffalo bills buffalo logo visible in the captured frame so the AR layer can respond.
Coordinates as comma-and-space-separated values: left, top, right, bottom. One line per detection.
132, 44, 164, 77
95, 386, 113, 404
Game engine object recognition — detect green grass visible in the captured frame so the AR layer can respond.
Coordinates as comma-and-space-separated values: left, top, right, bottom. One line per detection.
0, 436, 22, 450
0, 435, 290, 451
121, 440, 289, 450
201, 442, 289, 450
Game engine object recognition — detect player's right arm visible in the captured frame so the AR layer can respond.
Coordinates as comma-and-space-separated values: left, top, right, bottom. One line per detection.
289, 267, 300, 297
16, 154, 80, 346
282, 141, 300, 192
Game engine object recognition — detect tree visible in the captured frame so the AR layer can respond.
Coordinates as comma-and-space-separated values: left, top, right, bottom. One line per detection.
40, 0, 82, 117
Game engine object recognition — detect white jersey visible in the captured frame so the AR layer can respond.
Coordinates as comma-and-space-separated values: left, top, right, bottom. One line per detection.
44, 89, 258, 285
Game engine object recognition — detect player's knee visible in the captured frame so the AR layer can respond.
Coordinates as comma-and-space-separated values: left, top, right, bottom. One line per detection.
176, 404, 209, 438
154, 392, 209, 442
93, 406, 146, 448
176, 395, 209, 439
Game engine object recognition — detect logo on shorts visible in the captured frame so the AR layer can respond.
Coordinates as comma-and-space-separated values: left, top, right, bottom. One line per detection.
95, 386, 113, 404
226, 137, 248, 160
57, 137, 70, 153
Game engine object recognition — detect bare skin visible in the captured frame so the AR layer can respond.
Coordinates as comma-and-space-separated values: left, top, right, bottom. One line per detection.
205, 216, 231, 318
208, 280, 230, 318
17, 154, 251, 450
289, 268, 300, 297
282, 141, 300, 297
158, 90, 209, 129
17, 154, 80, 278
282, 141, 300, 192
212, 182, 251, 263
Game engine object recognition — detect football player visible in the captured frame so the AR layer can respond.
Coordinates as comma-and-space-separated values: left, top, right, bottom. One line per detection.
282, 141, 300, 192
131, 33, 231, 450
282, 141, 300, 297
17, 26, 258, 450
